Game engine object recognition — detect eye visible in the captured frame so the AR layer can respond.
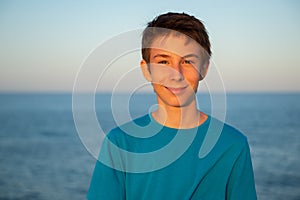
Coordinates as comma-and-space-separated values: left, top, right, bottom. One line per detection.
183, 60, 194, 64
158, 60, 168, 64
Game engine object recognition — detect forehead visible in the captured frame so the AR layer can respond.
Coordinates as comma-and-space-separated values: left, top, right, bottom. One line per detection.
149, 33, 202, 58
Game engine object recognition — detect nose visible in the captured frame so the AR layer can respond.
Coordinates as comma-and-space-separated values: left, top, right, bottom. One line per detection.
169, 62, 183, 81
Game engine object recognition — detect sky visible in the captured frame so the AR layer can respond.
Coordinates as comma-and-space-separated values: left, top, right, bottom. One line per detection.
0, 0, 299, 93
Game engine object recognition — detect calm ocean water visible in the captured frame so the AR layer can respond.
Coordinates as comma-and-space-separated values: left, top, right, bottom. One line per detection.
0, 93, 299, 200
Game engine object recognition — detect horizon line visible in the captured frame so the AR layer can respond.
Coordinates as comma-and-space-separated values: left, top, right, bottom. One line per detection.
0, 90, 299, 95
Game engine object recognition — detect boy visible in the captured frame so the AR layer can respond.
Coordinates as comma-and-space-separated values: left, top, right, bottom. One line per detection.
88, 12, 257, 199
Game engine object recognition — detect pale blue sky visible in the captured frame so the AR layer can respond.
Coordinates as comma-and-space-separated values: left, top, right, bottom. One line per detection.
0, 0, 299, 92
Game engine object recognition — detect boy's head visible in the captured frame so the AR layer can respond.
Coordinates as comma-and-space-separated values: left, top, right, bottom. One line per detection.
140, 12, 211, 107
141, 12, 211, 64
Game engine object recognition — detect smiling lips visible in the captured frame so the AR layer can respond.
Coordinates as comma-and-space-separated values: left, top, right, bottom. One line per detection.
166, 86, 188, 94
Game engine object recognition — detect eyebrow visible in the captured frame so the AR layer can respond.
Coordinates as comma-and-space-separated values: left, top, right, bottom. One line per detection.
183, 54, 200, 59
152, 53, 200, 59
153, 54, 171, 59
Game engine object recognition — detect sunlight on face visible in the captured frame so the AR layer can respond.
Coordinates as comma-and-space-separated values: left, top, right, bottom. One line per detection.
146, 33, 205, 107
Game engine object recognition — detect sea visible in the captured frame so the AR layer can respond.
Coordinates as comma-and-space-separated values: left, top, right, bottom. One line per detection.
0, 93, 299, 200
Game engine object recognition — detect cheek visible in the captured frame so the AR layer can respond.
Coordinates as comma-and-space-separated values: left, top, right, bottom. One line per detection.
183, 73, 200, 88
149, 65, 171, 83
183, 69, 200, 82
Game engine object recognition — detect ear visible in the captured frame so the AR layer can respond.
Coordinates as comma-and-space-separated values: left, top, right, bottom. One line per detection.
140, 60, 152, 82
199, 60, 210, 81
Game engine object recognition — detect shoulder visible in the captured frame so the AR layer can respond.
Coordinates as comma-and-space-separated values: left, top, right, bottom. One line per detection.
106, 114, 150, 142
210, 117, 248, 149
222, 122, 247, 145
202, 117, 252, 167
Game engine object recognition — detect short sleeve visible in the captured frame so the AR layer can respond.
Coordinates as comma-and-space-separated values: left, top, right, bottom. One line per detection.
226, 142, 257, 200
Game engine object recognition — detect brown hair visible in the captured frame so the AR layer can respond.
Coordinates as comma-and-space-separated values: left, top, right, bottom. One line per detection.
142, 12, 211, 63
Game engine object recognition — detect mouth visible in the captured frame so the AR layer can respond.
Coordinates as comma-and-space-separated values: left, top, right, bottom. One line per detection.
166, 86, 188, 94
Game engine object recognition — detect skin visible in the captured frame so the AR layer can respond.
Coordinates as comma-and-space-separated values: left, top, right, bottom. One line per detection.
140, 33, 210, 129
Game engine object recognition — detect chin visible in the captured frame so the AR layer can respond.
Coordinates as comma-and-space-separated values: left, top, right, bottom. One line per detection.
159, 95, 196, 108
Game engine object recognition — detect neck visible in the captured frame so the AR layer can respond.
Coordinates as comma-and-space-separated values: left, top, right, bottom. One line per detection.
152, 99, 207, 129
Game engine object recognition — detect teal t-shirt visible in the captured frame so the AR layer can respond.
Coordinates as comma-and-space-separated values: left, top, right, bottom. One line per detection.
87, 114, 257, 200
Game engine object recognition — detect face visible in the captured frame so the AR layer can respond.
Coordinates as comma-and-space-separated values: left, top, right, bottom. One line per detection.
141, 33, 209, 108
